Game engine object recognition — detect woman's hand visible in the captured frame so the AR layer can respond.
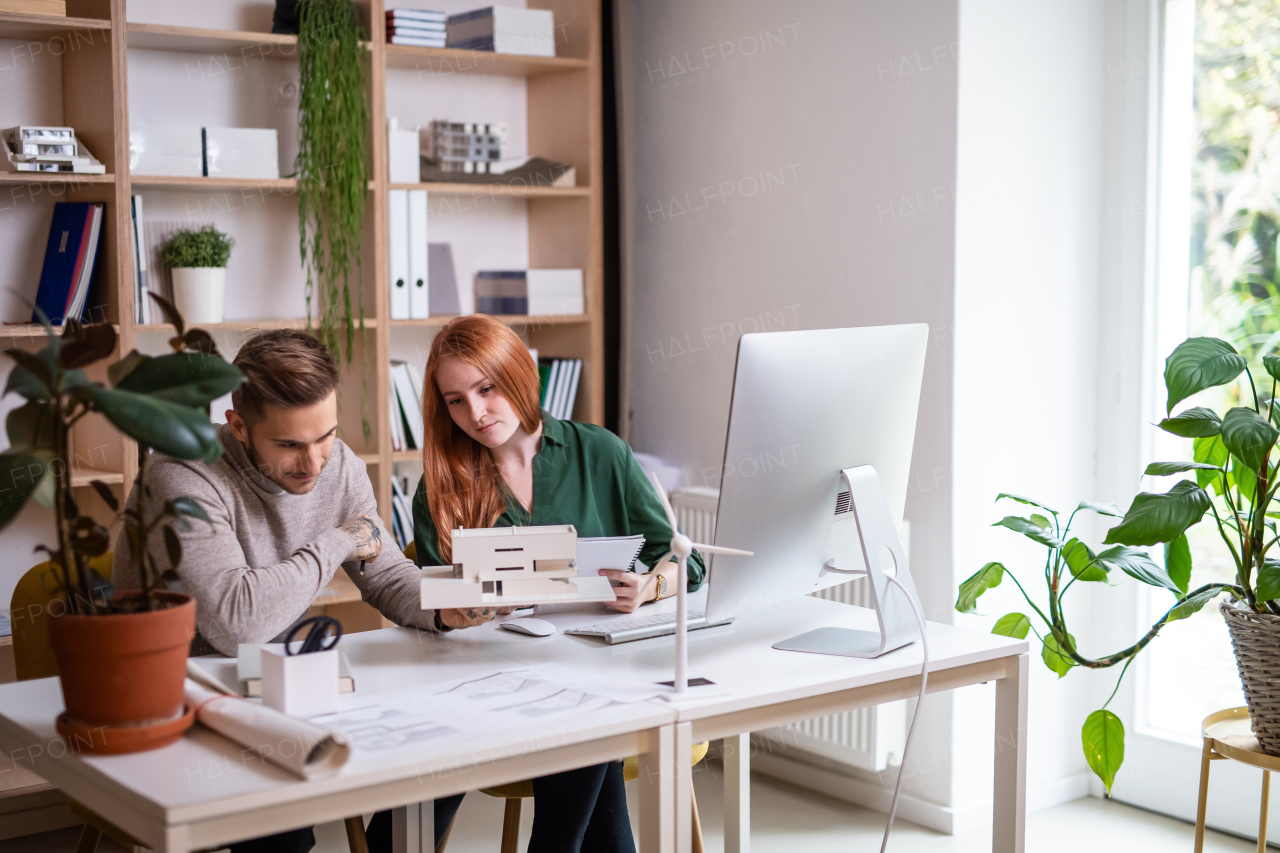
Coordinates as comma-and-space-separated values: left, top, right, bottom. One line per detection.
599, 569, 659, 613
439, 606, 514, 629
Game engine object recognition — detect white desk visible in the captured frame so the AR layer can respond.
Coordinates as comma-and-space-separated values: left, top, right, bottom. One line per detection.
453, 595, 1029, 853
0, 598, 1027, 853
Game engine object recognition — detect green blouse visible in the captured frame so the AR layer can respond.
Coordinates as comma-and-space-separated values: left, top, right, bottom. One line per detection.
411, 410, 706, 589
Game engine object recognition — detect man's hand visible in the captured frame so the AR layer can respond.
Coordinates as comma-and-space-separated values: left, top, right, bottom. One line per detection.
599, 569, 659, 613
338, 514, 384, 562
439, 606, 515, 629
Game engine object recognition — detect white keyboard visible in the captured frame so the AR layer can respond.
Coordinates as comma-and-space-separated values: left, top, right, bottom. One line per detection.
565, 610, 733, 644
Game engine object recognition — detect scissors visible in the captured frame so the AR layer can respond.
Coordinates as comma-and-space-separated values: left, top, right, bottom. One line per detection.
284, 615, 343, 655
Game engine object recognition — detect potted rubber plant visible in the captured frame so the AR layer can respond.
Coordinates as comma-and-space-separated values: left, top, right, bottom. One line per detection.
957, 336, 1280, 794
160, 225, 234, 325
0, 297, 241, 752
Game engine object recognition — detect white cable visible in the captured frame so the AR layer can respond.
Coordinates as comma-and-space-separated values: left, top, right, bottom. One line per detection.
880, 574, 929, 853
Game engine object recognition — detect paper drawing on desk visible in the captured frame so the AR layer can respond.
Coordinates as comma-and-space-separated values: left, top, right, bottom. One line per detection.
308, 665, 665, 756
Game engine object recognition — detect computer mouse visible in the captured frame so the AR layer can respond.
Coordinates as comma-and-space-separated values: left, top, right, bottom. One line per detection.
499, 618, 557, 637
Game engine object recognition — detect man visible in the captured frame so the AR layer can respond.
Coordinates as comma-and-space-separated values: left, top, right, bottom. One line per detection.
114, 330, 475, 853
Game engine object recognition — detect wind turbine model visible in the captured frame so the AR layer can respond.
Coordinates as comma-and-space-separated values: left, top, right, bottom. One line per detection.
648, 474, 753, 695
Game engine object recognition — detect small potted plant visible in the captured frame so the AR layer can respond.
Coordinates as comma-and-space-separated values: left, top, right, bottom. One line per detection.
0, 296, 241, 752
160, 225, 234, 325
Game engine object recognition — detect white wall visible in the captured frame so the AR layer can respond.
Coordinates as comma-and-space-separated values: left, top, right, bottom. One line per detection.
619, 0, 961, 813
953, 0, 1155, 828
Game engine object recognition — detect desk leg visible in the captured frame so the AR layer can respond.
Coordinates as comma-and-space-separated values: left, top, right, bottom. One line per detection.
391, 802, 434, 853
723, 733, 750, 853
639, 724, 676, 853
993, 654, 1028, 853
675, 722, 693, 853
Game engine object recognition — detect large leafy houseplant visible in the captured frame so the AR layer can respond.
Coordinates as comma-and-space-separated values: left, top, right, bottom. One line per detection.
0, 301, 241, 614
957, 336, 1279, 794
0, 299, 241, 747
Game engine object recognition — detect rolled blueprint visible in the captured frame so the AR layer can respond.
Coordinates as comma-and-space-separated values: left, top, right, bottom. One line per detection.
183, 679, 350, 780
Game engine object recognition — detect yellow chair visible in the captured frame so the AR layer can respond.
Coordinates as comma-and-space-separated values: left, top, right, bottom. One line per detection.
405, 543, 710, 852
11, 557, 372, 853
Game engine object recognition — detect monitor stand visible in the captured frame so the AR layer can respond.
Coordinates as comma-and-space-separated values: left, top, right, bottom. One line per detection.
772, 465, 923, 659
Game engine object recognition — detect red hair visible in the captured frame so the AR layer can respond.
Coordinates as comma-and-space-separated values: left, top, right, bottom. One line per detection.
421, 315, 542, 561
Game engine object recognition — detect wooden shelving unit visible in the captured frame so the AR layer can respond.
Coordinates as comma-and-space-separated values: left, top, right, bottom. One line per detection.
3, 0, 604, 532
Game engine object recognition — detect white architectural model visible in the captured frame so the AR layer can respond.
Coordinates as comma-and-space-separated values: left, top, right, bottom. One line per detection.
3, 126, 105, 174
419, 524, 617, 609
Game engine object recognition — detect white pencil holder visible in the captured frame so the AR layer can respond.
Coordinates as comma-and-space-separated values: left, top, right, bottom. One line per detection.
261, 646, 339, 717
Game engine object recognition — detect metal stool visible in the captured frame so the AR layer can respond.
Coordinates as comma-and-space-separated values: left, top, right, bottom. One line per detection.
1195, 707, 1280, 852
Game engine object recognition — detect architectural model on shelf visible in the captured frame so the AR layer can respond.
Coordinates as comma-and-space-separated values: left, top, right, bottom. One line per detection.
3, 126, 105, 174
420, 524, 616, 609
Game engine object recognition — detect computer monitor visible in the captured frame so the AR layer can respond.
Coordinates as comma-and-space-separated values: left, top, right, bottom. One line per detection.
704, 324, 928, 658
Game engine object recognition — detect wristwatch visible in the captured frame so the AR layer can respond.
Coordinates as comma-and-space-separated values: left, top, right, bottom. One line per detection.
646, 571, 668, 603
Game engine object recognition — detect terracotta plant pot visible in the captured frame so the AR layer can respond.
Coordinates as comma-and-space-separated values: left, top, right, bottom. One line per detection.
47, 592, 194, 732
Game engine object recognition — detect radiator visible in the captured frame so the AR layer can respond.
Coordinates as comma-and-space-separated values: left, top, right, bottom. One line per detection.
669, 487, 908, 772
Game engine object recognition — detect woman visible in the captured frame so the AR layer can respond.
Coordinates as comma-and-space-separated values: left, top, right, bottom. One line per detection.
415, 314, 704, 853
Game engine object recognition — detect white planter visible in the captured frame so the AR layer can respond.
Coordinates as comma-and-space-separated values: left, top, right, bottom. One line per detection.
170, 267, 226, 324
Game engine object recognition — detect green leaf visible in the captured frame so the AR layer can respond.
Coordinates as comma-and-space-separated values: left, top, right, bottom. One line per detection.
1064, 538, 1109, 581
163, 525, 182, 568
1029, 513, 1052, 530
30, 460, 55, 508
58, 323, 116, 369
1076, 500, 1122, 517
1095, 545, 1181, 594
0, 449, 45, 530
1264, 354, 1280, 384
1158, 406, 1224, 437
992, 612, 1031, 639
1234, 455, 1258, 505
1169, 586, 1228, 621
1103, 480, 1212, 546
1165, 337, 1247, 413
1193, 436, 1231, 494
77, 386, 222, 461
1082, 710, 1125, 794
112, 352, 243, 407
1042, 632, 1076, 677
996, 493, 1057, 514
107, 349, 148, 387
170, 495, 211, 525
994, 516, 1065, 548
1164, 534, 1192, 595
1145, 461, 1223, 476
956, 562, 1004, 614
1256, 560, 1280, 603
1220, 407, 1280, 474
5, 402, 54, 451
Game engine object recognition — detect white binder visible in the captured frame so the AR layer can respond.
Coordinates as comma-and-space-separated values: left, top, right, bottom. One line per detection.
388, 189, 410, 320
408, 190, 429, 319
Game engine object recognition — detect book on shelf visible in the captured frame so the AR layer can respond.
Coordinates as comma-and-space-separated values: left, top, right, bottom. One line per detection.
474, 271, 526, 315
446, 6, 555, 57
538, 357, 582, 420
386, 8, 446, 24
428, 243, 461, 315
387, 20, 445, 33
389, 475, 415, 551
390, 360, 425, 451
34, 202, 103, 326
407, 190, 429, 318
388, 33, 448, 47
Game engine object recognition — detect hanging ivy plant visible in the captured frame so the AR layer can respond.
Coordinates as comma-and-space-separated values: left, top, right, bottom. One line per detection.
296, 0, 367, 368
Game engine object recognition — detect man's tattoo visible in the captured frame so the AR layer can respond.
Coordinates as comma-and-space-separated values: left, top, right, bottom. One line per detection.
339, 514, 382, 551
